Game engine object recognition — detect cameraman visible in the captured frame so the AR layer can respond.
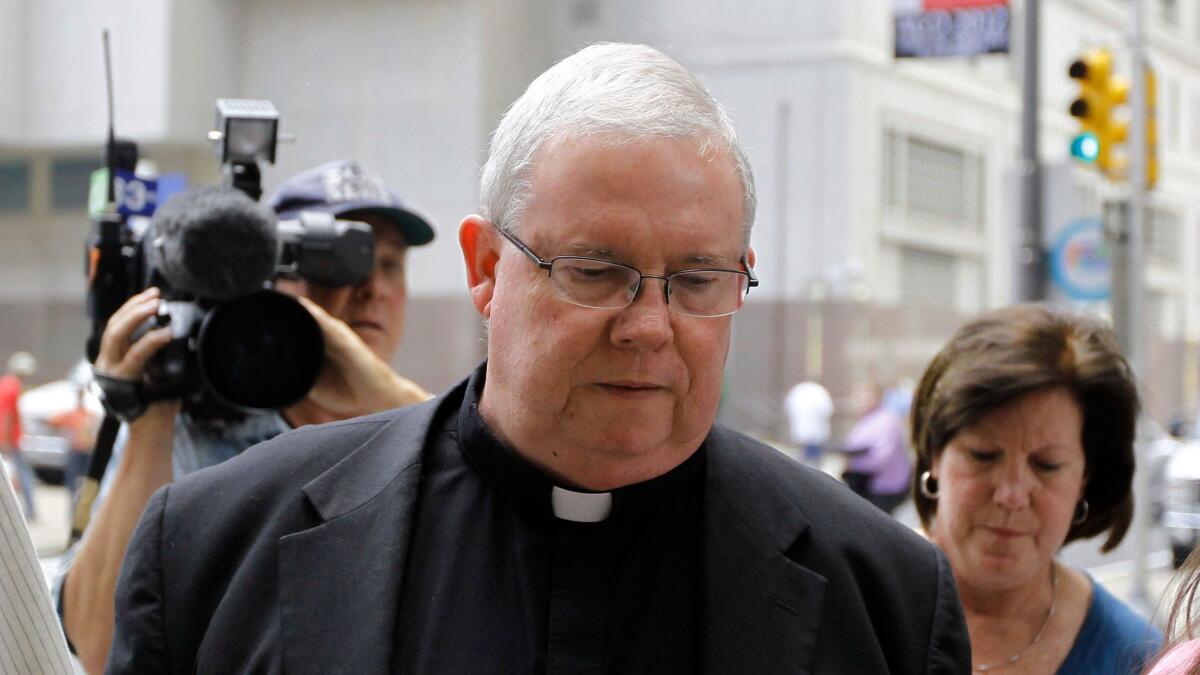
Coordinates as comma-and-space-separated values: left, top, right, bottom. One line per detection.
59, 160, 434, 673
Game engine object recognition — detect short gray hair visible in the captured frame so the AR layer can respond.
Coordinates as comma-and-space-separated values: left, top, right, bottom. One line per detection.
479, 42, 756, 247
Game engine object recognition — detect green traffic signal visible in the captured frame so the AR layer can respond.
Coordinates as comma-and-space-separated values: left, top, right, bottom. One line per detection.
1070, 131, 1100, 163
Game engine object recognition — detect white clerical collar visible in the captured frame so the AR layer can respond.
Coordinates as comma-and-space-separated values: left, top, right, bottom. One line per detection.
551, 486, 612, 523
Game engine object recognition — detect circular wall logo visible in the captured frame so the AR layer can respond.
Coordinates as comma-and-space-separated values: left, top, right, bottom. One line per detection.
1049, 217, 1110, 301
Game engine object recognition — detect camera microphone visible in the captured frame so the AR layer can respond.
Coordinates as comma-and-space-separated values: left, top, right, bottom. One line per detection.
134, 185, 324, 415
150, 186, 278, 302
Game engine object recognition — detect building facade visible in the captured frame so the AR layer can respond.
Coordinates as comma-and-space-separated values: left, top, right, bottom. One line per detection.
2, 0, 1199, 437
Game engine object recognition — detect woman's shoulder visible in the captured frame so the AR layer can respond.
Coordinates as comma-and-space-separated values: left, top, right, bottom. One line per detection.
1058, 577, 1163, 674
1085, 580, 1160, 637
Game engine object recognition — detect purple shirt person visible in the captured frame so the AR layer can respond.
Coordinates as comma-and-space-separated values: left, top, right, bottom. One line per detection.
843, 384, 912, 514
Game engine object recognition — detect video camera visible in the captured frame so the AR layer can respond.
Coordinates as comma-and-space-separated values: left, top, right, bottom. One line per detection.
85, 99, 375, 419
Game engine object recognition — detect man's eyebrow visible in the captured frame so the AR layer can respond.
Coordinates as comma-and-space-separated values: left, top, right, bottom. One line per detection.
681, 253, 731, 266
565, 243, 619, 259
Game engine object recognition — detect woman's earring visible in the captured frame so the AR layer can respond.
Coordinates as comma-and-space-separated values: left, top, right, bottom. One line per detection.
1073, 498, 1089, 525
920, 471, 940, 499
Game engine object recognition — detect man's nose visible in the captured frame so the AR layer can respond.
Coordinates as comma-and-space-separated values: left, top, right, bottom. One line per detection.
609, 277, 672, 351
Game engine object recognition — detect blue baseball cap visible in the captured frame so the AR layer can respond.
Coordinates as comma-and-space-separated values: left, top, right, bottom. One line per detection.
267, 159, 435, 246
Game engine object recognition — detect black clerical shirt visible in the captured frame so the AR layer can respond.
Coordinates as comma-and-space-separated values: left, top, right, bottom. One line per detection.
394, 369, 704, 674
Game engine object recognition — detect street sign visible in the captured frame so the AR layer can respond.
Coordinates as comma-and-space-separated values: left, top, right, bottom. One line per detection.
87, 169, 160, 218
894, 0, 1010, 58
1049, 216, 1110, 301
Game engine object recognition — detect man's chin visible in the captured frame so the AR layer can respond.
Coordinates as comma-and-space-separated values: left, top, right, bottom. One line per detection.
361, 336, 396, 362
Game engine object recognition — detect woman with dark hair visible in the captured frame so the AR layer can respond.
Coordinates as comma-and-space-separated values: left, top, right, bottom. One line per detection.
912, 303, 1161, 674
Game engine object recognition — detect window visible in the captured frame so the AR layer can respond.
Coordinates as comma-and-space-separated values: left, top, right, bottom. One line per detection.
886, 130, 985, 227
1146, 205, 1182, 265
51, 157, 102, 210
0, 160, 31, 212
900, 247, 956, 309
1160, 0, 1179, 26
1146, 290, 1180, 341
572, 0, 600, 25
1167, 78, 1181, 150
1191, 92, 1200, 154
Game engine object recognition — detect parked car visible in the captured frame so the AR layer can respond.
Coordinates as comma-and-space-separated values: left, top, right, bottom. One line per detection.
17, 364, 102, 485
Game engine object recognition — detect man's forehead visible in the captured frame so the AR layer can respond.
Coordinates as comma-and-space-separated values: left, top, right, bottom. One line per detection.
561, 240, 735, 265
523, 136, 743, 234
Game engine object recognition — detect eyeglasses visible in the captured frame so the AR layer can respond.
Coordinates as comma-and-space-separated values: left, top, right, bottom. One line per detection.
496, 227, 758, 318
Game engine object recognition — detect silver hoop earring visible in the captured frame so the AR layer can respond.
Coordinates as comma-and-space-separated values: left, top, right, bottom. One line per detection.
1073, 499, 1089, 525
920, 471, 939, 499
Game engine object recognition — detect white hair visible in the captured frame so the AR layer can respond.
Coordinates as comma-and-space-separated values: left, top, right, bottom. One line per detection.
479, 42, 756, 247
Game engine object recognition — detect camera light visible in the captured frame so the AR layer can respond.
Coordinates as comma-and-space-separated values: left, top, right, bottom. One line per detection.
212, 99, 279, 164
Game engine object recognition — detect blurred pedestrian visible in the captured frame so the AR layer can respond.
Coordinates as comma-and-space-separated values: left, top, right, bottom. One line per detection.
841, 381, 911, 514
883, 377, 914, 417
783, 379, 833, 465
46, 386, 98, 499
0, 351, 37, 520
912, 303, 1161, 674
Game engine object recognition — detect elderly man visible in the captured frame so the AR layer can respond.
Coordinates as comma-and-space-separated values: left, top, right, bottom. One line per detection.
108, 44, 969, 673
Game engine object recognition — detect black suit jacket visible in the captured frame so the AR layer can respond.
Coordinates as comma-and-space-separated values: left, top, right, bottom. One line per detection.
107, 376, 970, 674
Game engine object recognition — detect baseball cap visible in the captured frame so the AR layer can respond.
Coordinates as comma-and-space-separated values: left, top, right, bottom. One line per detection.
267, 159, 435, 246
6, 352, 36, 377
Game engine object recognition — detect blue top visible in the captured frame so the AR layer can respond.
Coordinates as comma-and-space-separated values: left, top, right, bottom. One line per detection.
1057, 578, 1163, 675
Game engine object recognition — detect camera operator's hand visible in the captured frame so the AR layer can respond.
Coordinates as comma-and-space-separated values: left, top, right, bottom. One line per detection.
65, 287, 180, 674
95, 287, 173, 384
293, 296, 431, 421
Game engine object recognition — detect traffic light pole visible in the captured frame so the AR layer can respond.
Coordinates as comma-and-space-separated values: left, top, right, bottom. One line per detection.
1123, 0, 1151, 614
1015, 0, 1044, 302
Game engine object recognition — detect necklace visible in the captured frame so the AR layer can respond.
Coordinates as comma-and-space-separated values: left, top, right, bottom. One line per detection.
973, 563, 1059, 672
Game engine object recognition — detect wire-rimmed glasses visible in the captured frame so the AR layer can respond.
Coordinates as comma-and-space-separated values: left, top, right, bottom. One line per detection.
496, 227, 758, 318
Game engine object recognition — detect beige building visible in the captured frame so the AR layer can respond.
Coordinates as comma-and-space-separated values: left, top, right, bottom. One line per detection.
2, 0, 1199, 438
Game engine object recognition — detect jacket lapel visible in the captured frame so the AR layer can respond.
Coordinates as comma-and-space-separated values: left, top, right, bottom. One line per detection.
703, 426, 827, 675
277, 389, 455, 674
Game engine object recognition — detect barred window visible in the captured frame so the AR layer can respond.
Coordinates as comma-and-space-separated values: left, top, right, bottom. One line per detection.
1146, 206, 1181, 265
900, 247, 956, 309
1146, 290, 1180, 340
1191, 92, 1200, 154
51, 157, 102, 210
887, 130, 984, 227
1167, 78, 1181, 149
0, 160, 31, 212
1160, 0, 1179, 25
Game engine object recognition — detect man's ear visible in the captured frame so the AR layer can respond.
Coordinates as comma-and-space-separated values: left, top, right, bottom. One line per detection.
460, 215, 500, 319
745, 244, 756, 269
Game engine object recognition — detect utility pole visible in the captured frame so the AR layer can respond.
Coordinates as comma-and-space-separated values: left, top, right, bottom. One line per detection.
1015, 0, 1044, 302
1125, 0, 1151, 612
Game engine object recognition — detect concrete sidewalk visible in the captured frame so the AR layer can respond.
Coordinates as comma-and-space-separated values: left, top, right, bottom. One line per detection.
26, 482, 71, 558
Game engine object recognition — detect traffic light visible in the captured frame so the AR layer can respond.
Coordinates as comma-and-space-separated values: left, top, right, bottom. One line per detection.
1068, 48, 1129, 178
1144, 64, 1158, 190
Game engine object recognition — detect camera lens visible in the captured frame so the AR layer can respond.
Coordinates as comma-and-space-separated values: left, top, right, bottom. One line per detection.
196, 290, 324, 412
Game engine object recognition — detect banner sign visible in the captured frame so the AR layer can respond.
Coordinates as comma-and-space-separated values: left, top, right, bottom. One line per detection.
1049, 216, 1111, 302
894, 0, 1010, 59
87, 170, 187, 219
